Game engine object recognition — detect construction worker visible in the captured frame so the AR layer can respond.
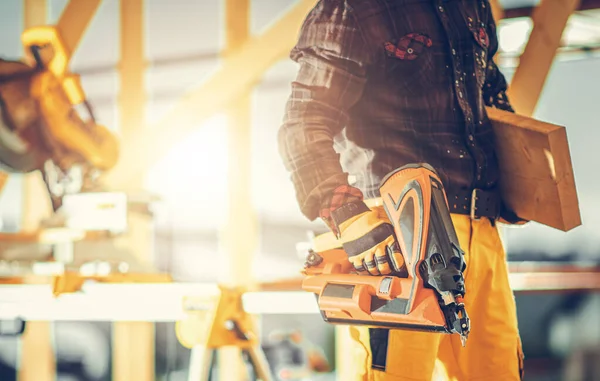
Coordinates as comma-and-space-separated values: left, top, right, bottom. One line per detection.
278, 1, 524, 380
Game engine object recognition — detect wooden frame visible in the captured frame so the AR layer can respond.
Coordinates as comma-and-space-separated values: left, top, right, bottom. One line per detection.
507, 0, 581, 116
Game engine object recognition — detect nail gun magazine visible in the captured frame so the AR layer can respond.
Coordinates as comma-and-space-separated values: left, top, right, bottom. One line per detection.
302, 164, 471, 346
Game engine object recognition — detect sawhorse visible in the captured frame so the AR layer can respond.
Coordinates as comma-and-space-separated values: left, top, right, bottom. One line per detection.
176, 286, 273, 381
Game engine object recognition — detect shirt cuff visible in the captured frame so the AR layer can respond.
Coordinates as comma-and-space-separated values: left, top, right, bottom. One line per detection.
319, 184, 365, 234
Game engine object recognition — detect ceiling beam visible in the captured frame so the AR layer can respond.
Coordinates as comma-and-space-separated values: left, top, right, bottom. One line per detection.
507, 0, 581, 116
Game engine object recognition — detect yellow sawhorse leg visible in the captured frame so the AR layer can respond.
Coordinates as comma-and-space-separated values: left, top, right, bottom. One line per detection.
175, 286, 273, 381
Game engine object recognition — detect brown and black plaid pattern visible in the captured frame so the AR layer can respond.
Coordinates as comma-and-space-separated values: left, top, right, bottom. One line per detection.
279, 0, 514, 221
319, 184, 364, 232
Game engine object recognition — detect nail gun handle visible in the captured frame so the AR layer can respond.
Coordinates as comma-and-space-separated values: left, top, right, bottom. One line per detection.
305, 273, 414, 320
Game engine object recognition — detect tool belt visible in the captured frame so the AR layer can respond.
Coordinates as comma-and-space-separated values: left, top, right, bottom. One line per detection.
365, 188, 523, 223
448, 188, 501, 220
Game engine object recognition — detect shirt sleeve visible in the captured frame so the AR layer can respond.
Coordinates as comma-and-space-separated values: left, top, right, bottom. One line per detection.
278, 0, 374, 221
482, 7, 515, 113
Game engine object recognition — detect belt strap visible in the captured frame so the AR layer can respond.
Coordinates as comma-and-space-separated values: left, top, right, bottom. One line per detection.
448, 188, 501, 220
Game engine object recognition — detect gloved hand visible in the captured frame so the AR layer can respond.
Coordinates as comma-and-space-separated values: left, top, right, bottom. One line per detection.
330, 201, 406, 276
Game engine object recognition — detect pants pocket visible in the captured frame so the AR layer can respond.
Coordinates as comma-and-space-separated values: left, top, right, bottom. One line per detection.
370, 328, 390, 371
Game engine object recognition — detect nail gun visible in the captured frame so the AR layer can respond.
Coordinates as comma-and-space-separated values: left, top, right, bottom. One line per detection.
302, 164, 470, 346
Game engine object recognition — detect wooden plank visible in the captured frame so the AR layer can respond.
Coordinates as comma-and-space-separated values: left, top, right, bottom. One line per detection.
507, 0, 580, 116
487, 107, 581, 231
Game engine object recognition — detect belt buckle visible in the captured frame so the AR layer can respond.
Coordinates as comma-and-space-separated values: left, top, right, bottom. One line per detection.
470, 189, 480, 220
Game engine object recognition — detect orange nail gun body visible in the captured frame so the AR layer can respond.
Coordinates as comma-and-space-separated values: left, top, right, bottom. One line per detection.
303, 164, 470, 344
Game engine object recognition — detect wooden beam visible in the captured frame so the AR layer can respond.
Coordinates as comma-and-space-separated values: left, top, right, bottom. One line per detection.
219, 100, 256, 288
142, 0, 316, 167
111, 2, 154, 381
112, 322, 154, 381
489, 0, 504, 23
220, 0, 253, 288
20, 173, 53, 232
109, 0, 149, 257
224, 0, 250, 57
55, 0, 102, 58
216, 1, 256, 380
18, 3, 54, 381
119, 0, 146, 138
111, 220, 156, 381
18, 7, 54, 381
19, 0, 54, 234
18, 322, 55, 381
103, 0, 147, 191
23, 0, 47, 28
507, 0, 581, 116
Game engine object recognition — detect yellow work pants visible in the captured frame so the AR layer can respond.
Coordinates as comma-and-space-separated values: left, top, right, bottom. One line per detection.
343, 214, 524, 381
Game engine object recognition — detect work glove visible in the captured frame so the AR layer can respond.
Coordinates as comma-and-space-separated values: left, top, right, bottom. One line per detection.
329, 200, 406, 276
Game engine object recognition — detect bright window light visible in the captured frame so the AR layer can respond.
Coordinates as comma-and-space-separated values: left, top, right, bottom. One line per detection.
498, 13, 600, 57
563, 15, 600, 47
498, 18, 533, 55
145, 114, 229, 229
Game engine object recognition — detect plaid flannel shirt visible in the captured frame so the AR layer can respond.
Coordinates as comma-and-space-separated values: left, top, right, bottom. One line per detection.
278, 0, 514, 222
